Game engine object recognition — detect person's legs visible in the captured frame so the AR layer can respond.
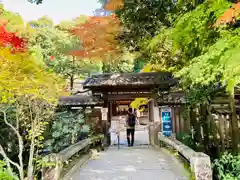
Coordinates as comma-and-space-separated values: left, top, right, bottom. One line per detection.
130, 129, 135, 146
126, 129, 131, 146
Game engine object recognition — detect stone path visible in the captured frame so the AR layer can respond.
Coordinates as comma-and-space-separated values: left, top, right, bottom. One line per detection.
111, 130, 149, 146
69, 116, 188, 180
110, 116, 149, 146
70, 146, 189, 180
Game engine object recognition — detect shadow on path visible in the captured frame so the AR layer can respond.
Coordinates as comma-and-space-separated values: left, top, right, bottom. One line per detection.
70, 146, 189, 180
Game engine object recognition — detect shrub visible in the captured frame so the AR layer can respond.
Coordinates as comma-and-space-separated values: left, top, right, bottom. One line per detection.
213, 152, 240, 180
176, 131, 197, 150
0, 161, 17, 180
45, 110, 90, 153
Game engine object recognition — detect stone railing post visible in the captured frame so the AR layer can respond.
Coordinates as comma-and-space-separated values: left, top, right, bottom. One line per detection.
158, 133, 212, 180
42, 138, 101, 180
42, 154, 62, 180
190, 153, 212, 180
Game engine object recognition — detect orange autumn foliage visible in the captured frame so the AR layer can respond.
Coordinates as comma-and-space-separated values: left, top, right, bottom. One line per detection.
104, 0, 124, 11
215, 2, 240, 26
71, 14, 121, 59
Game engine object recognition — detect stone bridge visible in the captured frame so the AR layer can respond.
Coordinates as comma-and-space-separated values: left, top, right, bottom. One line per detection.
42, 116, 212, 180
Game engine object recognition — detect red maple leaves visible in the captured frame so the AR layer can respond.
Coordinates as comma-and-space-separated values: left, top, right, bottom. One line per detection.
216, 2, 240, 26
0, 24, 26, 52
50, 55, 54, 61
71, 15, 121, 59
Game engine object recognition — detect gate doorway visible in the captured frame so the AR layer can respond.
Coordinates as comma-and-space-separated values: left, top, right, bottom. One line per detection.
82, 72, 178, 146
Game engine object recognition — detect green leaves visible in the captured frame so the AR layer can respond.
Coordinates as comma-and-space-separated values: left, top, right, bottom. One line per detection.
27, 0, 43, 4
171, 0, 229, 60
178, 26, 240, 95
213, 153, 240, 180
47, 110, 89, 153
0, 160, 18, 180
117, 0, 174, 50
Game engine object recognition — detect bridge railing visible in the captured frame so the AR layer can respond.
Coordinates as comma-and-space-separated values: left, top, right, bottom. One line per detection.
158, 132, 212, 180
42, 135, 104, 180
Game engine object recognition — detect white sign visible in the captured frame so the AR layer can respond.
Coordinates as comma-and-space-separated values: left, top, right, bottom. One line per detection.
161, 106, 172, 114
153, 106, 160, 122
101, 108, 108, 120
101, 108, 108, 113
102, 113, 107, 121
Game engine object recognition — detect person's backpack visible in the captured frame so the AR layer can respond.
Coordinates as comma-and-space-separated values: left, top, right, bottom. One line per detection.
127, 114, 136, 127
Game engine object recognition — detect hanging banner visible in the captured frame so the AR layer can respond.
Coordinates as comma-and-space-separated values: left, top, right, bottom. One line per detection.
161, 106, 172, 137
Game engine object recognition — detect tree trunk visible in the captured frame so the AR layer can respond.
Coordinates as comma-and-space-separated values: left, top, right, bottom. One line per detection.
229, 91, 239, 155
27, 99, 37, 180
208, 111, 220, 159
70, 75, 74, 95
27, 137, 35, 180
27, 111, 36, 180
70, 55, 76, 95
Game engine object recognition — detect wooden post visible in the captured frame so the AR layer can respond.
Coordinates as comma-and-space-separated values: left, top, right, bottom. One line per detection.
229, 91, 239, 154
107, 101, 112, 146
190, 106, 203, 150
148, 99, 154, 122
179, 106, 185, 132
225, 115, 230, 149
172, 106, 176, 134
200, 104, 208, 153
219, 114, 225, 152
148, 99, 154, 145
112, 102, 117, 116
102, 97, 109, 147
185, 105, 191, 131
175, 106, 180, 134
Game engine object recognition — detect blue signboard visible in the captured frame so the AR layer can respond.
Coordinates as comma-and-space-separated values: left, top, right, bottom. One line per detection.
161, 107, 172, 137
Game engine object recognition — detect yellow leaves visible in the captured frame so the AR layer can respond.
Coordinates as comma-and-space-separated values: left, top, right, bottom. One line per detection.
0, 46, 64, 104
130, 98, 148, 112
1, 95, 8, 104
0, 91, 15, 104
141, 63, 166, 72
130, 63, 166, 110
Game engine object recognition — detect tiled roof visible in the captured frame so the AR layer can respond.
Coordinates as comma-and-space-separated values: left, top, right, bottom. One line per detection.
59, 95, 103, 106
83, 72, 178, 88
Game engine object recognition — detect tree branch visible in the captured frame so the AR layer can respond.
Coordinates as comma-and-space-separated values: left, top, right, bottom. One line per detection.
0, 144, 20, 175
27, 98, 35, 180
74, 77, 80, 80
0, 109, 24, 180
66, 73, 72, 77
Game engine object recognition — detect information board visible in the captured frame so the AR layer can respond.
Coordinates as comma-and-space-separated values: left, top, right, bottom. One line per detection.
161, 107, 172, 137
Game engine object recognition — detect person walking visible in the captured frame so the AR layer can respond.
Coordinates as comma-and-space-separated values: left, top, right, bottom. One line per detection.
126, 108, 136, 147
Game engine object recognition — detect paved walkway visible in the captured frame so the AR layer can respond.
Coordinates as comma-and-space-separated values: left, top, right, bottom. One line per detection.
70, 116, 188, 180
110, 116, 149, 146
70, 146, 188, 180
